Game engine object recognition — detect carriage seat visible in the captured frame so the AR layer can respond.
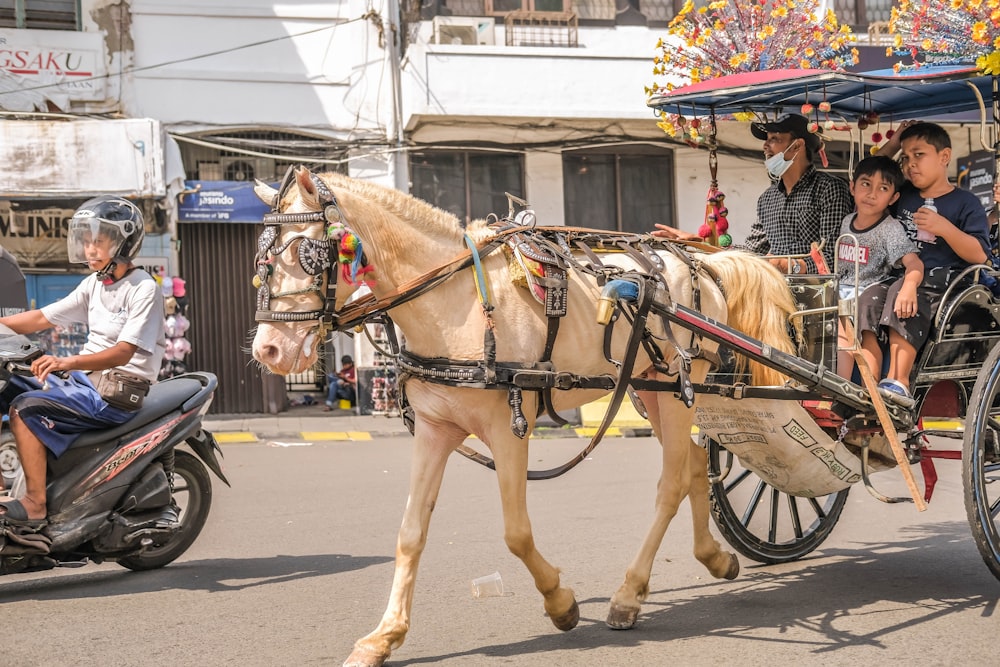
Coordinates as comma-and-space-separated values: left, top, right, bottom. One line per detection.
913, 265, 1000, 380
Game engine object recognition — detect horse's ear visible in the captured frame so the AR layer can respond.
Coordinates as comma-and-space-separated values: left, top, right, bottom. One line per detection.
254, 179, 279, 206
295, 166, 322, 209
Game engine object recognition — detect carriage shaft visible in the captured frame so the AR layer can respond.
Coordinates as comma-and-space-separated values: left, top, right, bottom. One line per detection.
649, 298, 913, 428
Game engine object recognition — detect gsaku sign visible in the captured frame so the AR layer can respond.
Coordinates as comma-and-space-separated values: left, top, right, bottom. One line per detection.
0, 28, 105, 102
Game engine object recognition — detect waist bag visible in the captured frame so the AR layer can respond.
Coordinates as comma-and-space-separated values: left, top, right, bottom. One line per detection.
95, 369, 151, 411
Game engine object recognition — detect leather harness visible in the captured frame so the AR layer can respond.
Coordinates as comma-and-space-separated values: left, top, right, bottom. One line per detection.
254, 169, 722, 479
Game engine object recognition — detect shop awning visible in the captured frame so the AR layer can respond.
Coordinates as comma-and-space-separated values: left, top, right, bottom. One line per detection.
0, 118, 166, 198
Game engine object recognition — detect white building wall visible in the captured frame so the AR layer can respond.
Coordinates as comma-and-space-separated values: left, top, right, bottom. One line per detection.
128, 0, 400, 184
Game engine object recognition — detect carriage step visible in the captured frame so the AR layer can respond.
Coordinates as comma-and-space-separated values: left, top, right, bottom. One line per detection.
919, 419, 963, 441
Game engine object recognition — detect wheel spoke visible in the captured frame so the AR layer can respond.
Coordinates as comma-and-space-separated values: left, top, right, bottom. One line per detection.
767, 487, 781, 542
807, 495, 829, 519
723, 467, 753, 493
786, 494, 804, 539
990, 496, 1000, 521
740, 479, 767, 528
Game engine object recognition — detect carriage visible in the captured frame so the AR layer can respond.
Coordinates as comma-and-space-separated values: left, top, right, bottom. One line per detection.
646, 65, 1000, 578
249, 64, 1000, 667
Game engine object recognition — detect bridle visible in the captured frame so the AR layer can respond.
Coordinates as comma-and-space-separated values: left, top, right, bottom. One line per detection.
253, 168, 351, 325
253, 167, 511, 334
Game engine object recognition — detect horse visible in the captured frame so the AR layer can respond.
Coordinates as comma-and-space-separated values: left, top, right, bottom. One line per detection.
249, 166, 800, 667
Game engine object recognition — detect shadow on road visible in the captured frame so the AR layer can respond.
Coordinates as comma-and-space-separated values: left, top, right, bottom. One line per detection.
394, 519, 999, 664
0, 552, 393, 601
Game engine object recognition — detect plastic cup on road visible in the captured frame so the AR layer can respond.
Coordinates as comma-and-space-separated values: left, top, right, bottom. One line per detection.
471, 571, 504, 598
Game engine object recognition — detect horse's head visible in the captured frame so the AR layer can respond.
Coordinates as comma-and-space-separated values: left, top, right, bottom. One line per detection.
250, 166, 357, 375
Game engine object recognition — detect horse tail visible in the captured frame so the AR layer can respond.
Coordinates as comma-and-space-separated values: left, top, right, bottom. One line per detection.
701, 251, 801, 386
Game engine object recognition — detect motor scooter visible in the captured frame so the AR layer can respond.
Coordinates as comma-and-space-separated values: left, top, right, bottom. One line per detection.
0, 326, 228, 574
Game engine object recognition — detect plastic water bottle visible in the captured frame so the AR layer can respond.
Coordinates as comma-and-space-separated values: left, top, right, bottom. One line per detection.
916, 198, 937, 243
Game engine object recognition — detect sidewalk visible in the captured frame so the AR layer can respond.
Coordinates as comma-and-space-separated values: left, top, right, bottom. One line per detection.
203, 394, 653, 443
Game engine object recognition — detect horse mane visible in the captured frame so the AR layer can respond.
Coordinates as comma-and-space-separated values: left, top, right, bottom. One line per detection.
701, 250, 801, 386
312, 171, 492, 243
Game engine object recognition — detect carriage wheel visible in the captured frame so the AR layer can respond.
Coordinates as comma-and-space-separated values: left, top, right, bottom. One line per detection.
707, 438, 849, 564
962, 342, 1000, 581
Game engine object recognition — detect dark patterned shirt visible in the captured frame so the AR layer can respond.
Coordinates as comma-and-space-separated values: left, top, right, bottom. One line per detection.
742, 166, 854, 272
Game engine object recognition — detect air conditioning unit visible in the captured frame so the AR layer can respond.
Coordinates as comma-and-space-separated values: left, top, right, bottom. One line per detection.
433, 17, 495, 46
220, 157, 277, 182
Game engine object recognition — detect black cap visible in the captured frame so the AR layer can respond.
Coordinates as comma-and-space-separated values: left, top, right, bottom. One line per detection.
751, 113, 822, 151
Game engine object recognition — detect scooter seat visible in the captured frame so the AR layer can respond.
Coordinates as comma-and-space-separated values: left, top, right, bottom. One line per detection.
71, 376, 207, 449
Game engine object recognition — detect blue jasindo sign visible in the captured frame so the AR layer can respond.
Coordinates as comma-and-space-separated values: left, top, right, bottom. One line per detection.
177, 181, 275, 223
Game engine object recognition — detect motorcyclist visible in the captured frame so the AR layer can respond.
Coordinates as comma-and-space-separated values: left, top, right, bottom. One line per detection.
0, 196, 166, 524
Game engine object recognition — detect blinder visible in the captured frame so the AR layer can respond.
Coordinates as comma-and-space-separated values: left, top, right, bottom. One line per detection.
252, 167, 351, 324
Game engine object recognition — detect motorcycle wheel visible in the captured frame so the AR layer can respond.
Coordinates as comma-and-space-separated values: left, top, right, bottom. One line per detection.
118, 449, 213, 571
0, 430, 22, 493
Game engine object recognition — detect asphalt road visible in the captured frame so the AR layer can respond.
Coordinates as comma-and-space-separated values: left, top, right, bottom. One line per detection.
1, 434, 997, 666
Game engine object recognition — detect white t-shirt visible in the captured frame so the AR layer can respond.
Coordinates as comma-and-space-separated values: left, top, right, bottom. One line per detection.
42, 269, 166, 383
836, 212, 917, 300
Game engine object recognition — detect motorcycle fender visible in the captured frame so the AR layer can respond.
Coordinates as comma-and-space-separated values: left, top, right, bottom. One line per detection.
185, 430, 230, 487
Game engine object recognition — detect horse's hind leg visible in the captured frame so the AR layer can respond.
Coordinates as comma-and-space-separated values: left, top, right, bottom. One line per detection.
606, 386, 736, 630
344, 422, 459, 667
687, 438, 739, 580
491, 428, 579, 632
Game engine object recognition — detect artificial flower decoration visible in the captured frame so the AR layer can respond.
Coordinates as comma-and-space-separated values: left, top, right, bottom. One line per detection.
888, 0, 1000, 71
648, 0, 859, 142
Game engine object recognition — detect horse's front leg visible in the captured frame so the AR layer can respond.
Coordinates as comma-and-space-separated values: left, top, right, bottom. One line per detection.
344, 419, 461, 667
490, 425, 579, 632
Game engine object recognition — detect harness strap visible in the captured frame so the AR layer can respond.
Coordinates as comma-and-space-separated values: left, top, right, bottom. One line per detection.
334, 236, 508, 329
397, 350, 615, 390
524, 276, 656, 480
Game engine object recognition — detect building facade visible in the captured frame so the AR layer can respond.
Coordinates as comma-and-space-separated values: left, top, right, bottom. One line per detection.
4, 0, 936, 414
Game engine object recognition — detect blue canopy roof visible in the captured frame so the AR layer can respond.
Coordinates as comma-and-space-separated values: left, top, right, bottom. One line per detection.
647, 66, 995, 122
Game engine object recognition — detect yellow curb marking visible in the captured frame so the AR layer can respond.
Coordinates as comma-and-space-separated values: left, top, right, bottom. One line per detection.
301, 431, 374, 441
574, 427, 622, 437
214, 432, 259, 443
302, 431, 350, 441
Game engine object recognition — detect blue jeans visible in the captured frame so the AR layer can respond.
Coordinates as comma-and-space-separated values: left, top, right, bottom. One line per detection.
327, 381, 355, 406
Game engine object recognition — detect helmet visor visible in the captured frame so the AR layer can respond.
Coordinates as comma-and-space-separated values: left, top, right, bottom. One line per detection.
67, 216, 128, 265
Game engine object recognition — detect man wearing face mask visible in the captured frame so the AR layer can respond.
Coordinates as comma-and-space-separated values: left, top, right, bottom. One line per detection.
653, 113, 853, 274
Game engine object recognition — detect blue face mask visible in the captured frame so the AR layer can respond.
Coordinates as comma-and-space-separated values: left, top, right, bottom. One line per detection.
764, 141, 800, 178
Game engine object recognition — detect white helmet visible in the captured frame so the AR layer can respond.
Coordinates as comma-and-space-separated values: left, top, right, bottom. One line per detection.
67, 196, 145, 266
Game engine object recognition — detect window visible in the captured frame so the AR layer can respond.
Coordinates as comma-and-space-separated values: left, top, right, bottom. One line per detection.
0, 0, 80, 30
410, 151, 524, 226
563, 148, 674, 234
833, 0, 893, 30
485, 0, 568, 13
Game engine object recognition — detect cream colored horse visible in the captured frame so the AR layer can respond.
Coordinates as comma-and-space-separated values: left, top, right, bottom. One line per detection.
250, 167, 798, 667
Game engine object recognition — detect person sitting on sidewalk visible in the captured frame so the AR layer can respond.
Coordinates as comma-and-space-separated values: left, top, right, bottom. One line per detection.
325, 355, 356, 410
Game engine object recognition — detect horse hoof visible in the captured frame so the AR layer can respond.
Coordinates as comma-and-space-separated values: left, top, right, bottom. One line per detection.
551, 599, 580, 631
723, 553, 740, 580
343, 646, 388, 667
606, 602, 639, 630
